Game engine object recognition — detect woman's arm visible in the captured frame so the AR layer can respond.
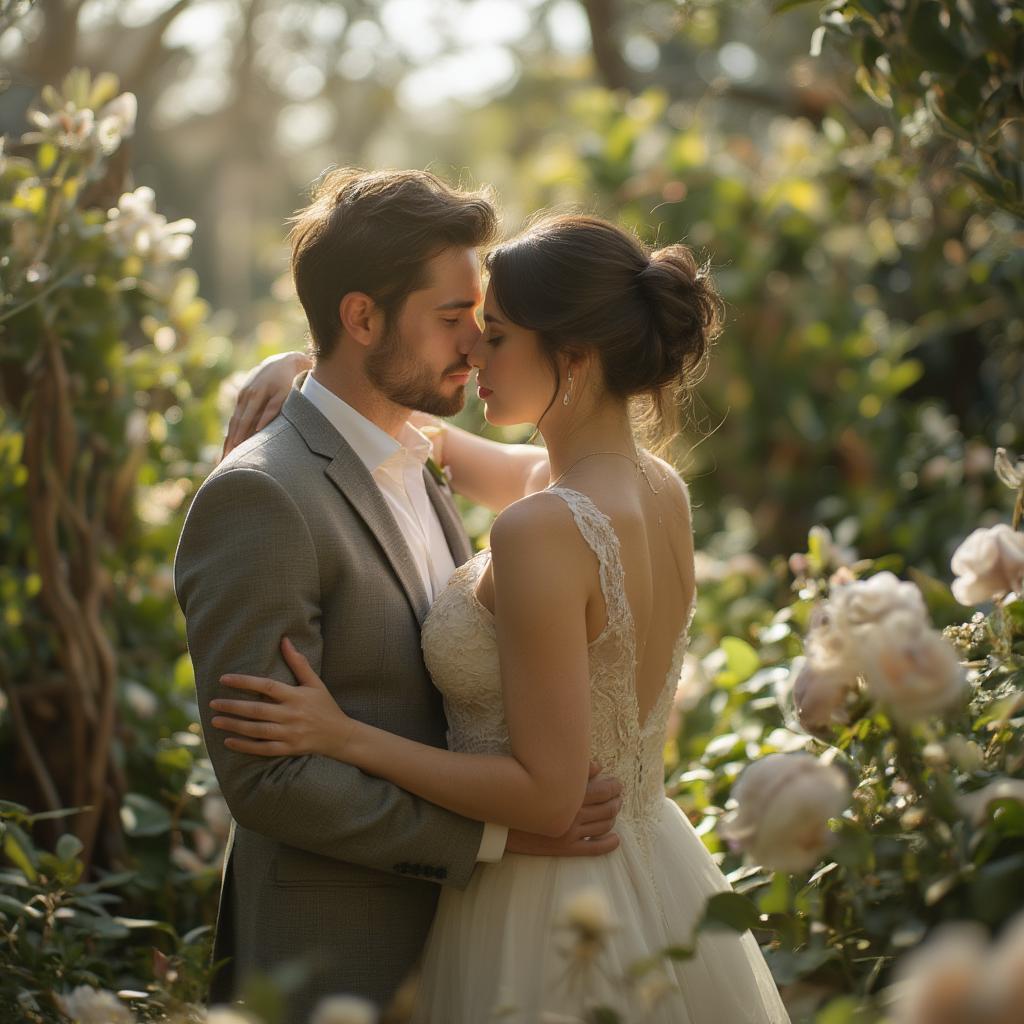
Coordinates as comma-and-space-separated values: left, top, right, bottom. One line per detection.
210, 495, 594, 837
410, 413, 550, 513
222, 351, 312, 458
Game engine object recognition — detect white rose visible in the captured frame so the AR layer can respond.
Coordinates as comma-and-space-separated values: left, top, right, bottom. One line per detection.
310, 994, 378, 1024
859, 625, 967, 722
57, 987, 135, 1024
950, 524, 1024, 606
720, 752, 851, 873
889, 911, 1024, 1024
889, 922, 989, 1024
987, 910, 1024, 1020
956, 779, 1024, 826
829, 571, 929, 635
789, 655, 860, 732
560, 885, 616, 941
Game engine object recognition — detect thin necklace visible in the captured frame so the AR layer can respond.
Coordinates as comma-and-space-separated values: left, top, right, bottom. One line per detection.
548, 449, 660, 496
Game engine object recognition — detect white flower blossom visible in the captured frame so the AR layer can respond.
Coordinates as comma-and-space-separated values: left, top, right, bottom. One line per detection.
858, 623, 967, 722
828, 571, 929, 636
96, 92, 137, 154
309, 995, 378, 1024
561, 886, 616, 942
789, 654, 860, 732
57, 986, 135, 1024
28, 103, 96, 151
721, 752, 851, 873
994, 448, 1024, 490
106, 186, 195, 265
950, 524, 1024, 606
889, 911, 1024, 1024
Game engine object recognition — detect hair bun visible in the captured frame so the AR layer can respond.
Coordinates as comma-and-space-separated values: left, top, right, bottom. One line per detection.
635, 244, 722, 390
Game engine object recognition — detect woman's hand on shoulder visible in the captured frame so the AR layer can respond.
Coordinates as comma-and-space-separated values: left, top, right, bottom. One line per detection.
221, 350, 313, 461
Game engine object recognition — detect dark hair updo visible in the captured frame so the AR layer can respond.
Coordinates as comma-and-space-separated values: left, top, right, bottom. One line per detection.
483, 214, 722, 449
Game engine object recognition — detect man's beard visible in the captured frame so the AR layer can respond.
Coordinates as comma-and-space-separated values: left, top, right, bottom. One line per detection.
365, 318, 468, 417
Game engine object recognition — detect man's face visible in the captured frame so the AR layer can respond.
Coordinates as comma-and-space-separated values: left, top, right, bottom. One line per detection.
365, 247, 483, 416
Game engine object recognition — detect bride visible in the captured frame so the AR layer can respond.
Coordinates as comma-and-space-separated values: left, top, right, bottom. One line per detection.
211, 214, 790, 1023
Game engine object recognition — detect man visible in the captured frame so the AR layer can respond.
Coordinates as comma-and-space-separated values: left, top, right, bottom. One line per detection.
174, 167, 622, 1023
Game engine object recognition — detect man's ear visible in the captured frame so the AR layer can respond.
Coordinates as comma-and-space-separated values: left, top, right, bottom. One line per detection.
339, 292, 382, 347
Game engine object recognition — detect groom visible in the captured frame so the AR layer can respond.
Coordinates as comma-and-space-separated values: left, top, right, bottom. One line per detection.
174, 168, 623, 1023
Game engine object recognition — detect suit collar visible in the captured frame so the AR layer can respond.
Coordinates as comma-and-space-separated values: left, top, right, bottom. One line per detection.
424, 469, 473, 568
283, 385, 432, 624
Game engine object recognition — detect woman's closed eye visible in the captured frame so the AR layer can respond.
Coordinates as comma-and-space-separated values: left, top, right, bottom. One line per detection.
486, 332, 505, 346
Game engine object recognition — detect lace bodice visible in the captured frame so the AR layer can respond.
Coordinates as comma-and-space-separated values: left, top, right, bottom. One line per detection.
421, 486, 697, 845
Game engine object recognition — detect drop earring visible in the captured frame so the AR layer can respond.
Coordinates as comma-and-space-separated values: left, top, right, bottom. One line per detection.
562, 369, 574, 406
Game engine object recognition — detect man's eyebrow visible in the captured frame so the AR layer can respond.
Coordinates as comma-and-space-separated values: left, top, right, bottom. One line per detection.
434, 299, 480, 311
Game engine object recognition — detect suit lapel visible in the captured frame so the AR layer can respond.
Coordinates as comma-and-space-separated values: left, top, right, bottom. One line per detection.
424, 468, 473, 567
283, 388, 432, 626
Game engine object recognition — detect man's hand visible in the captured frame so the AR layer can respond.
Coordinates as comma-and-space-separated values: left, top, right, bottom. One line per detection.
505, 761, 623, 857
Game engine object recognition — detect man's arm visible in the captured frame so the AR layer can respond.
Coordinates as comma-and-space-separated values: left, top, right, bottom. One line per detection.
174, 464, 484, 887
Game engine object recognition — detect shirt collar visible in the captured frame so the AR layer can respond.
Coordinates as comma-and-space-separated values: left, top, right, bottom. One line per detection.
300, 372, 433, 473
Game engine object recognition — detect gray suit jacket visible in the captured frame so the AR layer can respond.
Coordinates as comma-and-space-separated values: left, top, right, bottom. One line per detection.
174, 385, 483, 1022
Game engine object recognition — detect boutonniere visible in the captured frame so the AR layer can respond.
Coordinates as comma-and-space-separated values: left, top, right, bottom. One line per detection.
426, 456, 452, 490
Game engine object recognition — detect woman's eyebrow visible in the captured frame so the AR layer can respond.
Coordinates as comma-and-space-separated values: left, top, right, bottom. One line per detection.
483, 312, 505, 325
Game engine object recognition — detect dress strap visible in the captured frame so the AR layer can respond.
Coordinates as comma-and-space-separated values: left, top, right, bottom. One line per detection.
544, 487, 633, 640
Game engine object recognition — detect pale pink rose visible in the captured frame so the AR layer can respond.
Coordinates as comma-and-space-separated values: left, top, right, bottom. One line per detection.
721, 752, 851, 873
859, 624, 967, 722
889, 922, 990, 1024
950, 524, 1024, 606
790, 655, 860, 732
889, 911, 1024, 1024
829, 571, 929, 635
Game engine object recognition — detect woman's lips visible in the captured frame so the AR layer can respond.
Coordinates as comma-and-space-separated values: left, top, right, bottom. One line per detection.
477, 385, 493, 399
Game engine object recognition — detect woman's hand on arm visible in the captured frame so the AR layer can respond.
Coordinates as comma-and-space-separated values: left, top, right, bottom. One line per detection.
222, 350, 313, 460
207, 497, 594, 837
408, 414, 549, 513
210, 637, 356, 757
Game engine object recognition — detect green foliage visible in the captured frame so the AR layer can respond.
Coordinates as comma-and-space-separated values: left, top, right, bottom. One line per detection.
0, 66, 231, 1012
795, 0, 1024, 217
669, 496, 1024, 1018
506, 82, 1023, 575
0, 800, 215, 1023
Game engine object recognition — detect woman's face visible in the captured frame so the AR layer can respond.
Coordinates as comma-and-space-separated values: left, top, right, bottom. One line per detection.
468, 284, 560, 426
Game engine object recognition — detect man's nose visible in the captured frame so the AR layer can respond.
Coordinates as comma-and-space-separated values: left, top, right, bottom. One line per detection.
458, 321, 483, 357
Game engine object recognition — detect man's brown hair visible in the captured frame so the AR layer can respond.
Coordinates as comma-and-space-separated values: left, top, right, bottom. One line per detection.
287, 168, 499, 358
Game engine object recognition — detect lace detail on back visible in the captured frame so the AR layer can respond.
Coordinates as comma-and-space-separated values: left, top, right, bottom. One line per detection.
421, 484, 697, 849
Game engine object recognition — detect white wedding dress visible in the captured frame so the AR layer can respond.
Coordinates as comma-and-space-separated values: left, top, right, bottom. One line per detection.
415, 486, 790, 1023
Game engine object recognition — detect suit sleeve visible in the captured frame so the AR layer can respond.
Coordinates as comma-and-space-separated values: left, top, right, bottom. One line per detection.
174, 465, 484, 888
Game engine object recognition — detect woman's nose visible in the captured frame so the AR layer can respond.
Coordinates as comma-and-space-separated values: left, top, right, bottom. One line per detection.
465, 332, 486, 368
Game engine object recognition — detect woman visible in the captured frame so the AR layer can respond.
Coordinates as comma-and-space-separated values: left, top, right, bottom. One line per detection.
212, 215, 790, 1023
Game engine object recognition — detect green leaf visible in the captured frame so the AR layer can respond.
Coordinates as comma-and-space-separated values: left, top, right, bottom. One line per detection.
758, 872, 792, 914
720, 637, 760, 683
699, 891, 763, 933
120, 793, 172, 837
3, 824, 38, 881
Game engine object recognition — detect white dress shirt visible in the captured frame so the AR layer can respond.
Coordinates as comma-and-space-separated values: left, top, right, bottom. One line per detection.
301, 374, 508, 862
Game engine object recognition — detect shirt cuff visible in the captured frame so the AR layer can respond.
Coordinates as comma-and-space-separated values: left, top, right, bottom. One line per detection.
476, 822, 508, 862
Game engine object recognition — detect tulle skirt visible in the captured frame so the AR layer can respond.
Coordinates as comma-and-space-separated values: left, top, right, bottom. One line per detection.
410, 797, 791, 1023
